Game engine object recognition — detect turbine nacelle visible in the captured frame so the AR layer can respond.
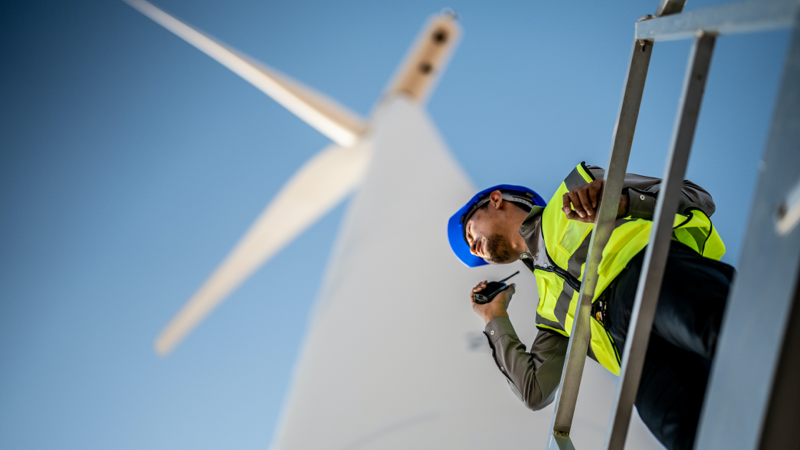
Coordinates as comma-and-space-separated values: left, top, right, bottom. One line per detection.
383, 10, 461, 104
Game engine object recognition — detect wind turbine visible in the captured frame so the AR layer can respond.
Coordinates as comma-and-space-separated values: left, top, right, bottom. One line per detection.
124, 0, 460, 355
124, 1, 662, 448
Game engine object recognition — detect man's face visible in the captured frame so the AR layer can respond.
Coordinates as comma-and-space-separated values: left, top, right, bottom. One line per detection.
465, 207, 517, 265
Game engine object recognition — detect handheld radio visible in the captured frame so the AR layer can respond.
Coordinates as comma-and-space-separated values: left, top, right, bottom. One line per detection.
472, 271, 520, 304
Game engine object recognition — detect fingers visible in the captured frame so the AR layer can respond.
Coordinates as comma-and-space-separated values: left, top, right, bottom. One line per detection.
472, 282, 516, 323
562, 192, 580, 220
563, 191, 585, 218
472, 280, 487, 292
569, 190, 587, 218
471, 281, 487, 305
562, 192, 572, 217
577, 187, 593, 217
503, 283, 515, 309
588, 180, 603, 209
502, 283, 516, 300
563, 180, 605, 222
489, 283, 515, 312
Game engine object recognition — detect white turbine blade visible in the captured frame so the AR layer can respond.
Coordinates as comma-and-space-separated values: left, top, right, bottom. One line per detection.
382, 10, 461, 104
123, 0, 365, 147
155, 143, 371, 355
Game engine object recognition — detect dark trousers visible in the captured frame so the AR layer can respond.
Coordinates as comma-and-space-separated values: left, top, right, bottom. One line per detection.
603, 241, 736, 450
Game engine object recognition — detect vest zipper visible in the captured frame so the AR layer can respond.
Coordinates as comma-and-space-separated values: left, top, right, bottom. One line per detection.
532, 221, 583, 292
533, 247, 582, 292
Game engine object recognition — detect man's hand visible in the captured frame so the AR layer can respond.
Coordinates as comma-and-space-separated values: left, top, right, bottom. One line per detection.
471, 280, 515, 324
562, 179, 630, 223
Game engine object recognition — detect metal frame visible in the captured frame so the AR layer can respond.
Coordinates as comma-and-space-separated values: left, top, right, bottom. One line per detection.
637, 0, 796, 42
545, 0, 800, 448
694, 8, 800, 449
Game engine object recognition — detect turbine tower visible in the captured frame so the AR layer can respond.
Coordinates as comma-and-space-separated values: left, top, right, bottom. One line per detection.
124, 1, 661, 448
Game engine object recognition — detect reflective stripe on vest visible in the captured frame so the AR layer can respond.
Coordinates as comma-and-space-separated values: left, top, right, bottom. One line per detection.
533, 163, 726, 375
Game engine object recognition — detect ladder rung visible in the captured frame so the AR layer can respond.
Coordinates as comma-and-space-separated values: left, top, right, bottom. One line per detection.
603, 32, 716, 450
637, 0, 797, 42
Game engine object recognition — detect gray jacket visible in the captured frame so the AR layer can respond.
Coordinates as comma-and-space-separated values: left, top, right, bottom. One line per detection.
483, 165, 716, 410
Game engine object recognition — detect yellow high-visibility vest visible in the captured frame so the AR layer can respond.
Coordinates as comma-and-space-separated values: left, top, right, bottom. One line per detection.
533, 163, 726, 375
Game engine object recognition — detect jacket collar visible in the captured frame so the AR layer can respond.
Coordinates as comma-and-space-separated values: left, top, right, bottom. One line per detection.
519, 206, 544, 250
518, 207, 545, 272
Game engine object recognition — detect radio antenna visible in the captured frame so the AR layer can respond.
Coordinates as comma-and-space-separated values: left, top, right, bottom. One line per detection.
499, 271, 520, 283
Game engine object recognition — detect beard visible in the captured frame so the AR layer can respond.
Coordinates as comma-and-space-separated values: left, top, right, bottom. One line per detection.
484, 233, 516, 264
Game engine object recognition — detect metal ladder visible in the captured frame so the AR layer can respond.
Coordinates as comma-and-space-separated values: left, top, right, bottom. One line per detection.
545, 0, 800, 448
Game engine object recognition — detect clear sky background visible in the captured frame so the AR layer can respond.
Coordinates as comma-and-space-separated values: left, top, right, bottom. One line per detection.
0, 0, 791, 449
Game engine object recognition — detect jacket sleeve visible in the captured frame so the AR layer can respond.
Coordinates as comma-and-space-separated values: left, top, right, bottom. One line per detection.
484, 317, 569, 410
586, 165, 716, 219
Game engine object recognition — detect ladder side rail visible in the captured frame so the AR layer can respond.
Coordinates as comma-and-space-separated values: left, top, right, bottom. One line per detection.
759, 273, 800, 448
694, 11, 800, 449
603, 33, 717, 450
655, 0, 688, 18
545, 37, 654, 450
637, 0, 797, 42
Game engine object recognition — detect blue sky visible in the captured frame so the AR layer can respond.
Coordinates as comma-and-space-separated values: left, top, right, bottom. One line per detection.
0, 0, 791, 448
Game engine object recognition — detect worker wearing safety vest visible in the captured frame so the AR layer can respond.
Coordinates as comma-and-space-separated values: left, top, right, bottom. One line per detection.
447, 162, 735, 450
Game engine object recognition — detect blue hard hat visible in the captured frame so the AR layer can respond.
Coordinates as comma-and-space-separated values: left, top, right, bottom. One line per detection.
447, 184, 546, 267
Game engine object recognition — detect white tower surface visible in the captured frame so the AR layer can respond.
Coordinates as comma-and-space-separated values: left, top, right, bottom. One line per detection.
123, 1, 662, 448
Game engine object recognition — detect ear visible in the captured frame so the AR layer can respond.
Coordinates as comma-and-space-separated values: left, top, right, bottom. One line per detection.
489, 190, 504, 210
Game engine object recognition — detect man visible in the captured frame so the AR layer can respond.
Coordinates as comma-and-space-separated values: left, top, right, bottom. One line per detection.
447, 162, 735, 450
